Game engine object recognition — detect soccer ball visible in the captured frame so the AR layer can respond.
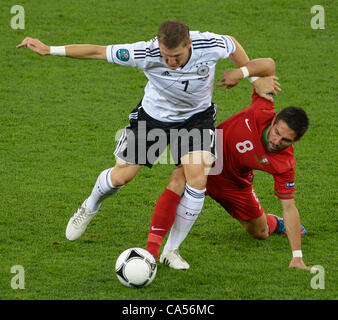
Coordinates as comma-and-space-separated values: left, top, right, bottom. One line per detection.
115, 248, 157, 288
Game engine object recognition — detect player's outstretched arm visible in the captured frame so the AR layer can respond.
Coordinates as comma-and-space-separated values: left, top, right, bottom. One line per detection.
216, 57, 281, 101
281, 199, 313, 271
16, 37, 107, 60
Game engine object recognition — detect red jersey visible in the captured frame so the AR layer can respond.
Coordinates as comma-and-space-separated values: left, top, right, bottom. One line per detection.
214, 90, 295, 199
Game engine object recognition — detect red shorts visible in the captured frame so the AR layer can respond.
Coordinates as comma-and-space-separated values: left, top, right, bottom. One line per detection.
206, 176, 264, 221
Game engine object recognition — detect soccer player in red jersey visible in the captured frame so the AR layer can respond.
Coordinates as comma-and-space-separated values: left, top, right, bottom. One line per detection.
146, 59, 313, 271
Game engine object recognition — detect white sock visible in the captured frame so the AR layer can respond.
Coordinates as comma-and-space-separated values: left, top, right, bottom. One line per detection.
84, 167, 122, 212
163, 184, 205, 253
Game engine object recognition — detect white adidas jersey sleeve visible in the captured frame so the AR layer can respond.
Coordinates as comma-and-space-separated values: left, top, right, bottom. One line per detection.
106, 31, 236, 122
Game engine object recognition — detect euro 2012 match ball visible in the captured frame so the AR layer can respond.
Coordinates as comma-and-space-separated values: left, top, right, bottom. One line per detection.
115, 248, 157, 288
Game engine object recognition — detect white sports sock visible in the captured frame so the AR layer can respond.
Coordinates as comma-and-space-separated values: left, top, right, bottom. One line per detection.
84, 167, 122, 212
163, 184, 205, 253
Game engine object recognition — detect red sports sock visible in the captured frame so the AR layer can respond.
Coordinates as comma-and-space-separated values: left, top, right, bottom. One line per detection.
146, 189, 181, 259
266, 214, 278, 234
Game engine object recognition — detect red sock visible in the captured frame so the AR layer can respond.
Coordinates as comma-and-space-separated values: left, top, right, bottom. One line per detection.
266, 214, 278, 234
146, 189, 181, 259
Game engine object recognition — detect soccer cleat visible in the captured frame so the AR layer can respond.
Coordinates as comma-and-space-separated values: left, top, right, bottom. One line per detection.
299, 224, 307, 236
159, 249, 190, 270
273, 215, 286, 234
65, 204, 97, 241
272, 215, 307, 236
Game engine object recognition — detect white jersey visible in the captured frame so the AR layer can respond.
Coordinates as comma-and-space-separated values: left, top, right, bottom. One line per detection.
106, 31, 236, 122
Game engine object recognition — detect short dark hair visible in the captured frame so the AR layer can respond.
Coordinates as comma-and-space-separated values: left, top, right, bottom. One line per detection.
157, 19, 190, 48
275, 106, 309, 140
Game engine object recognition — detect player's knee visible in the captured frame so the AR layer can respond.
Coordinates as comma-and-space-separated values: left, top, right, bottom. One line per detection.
250, 229, 269, 240
110, 163, 140, 186
111, 175, 130, 187
167, 167, 186, 196
185, 170, 208, 190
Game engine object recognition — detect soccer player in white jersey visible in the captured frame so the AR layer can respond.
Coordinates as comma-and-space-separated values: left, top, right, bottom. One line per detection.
17, 20, 280, 242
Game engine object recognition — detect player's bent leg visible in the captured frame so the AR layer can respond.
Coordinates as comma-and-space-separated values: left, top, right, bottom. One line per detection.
239, 213, 306, 239
146, 166, 187, 259
66, 161, 142, 241
160, 152, 213, 269
239, 215, 270, 240
269, 214, 307, 236
146, 188, 182, 259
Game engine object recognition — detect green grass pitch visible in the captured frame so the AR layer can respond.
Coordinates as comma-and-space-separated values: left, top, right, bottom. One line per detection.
1, 0, 337, 301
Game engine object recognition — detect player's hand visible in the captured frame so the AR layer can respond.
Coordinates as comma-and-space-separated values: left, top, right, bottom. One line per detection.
216, 69, 243, 92
289, 257, 314, 271
253, 76, 281, 102
16, 37, 50, 55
